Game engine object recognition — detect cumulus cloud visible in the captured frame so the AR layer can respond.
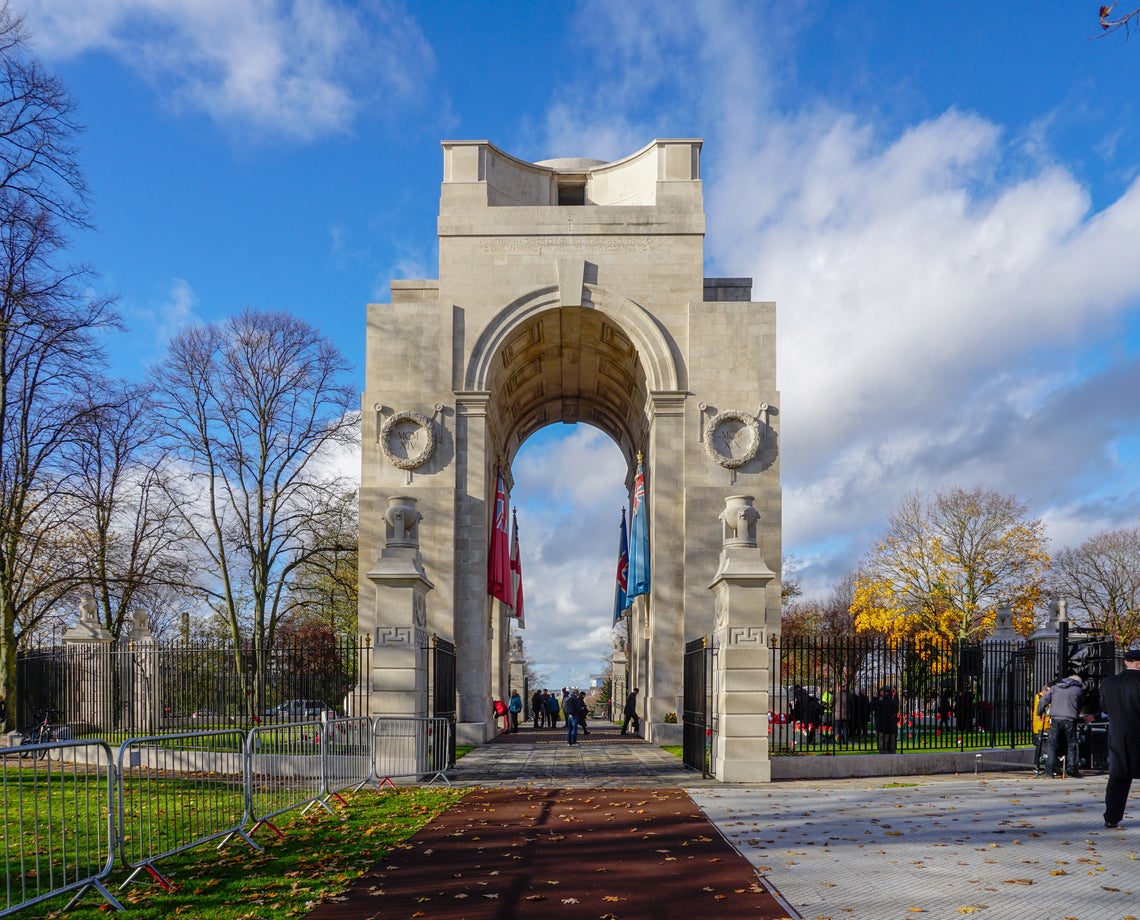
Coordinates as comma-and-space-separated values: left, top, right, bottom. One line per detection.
530, 2, 1140, 603
21, 0, 435, 141
511, 427, 628, 687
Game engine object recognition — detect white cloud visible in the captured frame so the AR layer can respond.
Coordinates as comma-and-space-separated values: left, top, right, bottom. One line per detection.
115, 277, 202, 373
511, 427, 628, 688
21, 0, 435, 141
530, 2, 1140, 602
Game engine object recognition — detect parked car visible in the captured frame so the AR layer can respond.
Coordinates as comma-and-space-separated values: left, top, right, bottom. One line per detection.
266, 699, 335, 720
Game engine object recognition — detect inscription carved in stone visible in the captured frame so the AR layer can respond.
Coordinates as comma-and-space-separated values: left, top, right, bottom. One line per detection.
704, 409, 762, 470
380, 410, 437, 471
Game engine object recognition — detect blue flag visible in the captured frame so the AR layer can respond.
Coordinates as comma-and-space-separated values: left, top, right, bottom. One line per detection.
614, 507, 629, 621
627, 455, 650, 599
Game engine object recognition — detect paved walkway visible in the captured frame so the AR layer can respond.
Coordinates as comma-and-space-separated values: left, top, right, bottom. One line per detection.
449, 725, 1136, 920
447, 722, 710, 788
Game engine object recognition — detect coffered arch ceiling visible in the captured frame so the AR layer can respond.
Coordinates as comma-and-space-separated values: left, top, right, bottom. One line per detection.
488, 306, 650, 465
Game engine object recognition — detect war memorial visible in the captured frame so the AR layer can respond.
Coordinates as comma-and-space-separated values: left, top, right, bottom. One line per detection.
359, 138, 782, 782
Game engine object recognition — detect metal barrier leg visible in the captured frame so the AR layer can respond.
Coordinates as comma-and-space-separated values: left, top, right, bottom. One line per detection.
63, 878, 126, 913
120, 863, 175, 892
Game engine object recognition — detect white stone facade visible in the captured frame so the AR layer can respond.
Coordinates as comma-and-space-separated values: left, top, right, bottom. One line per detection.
360, 139, 781, 769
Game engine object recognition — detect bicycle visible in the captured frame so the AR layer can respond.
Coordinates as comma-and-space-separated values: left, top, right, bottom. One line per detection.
20, 708, 61, 759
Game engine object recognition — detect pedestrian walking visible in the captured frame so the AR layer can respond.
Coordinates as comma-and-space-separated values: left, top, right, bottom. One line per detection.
621, 687, 640, 736
507, 689, 522, 733
565, 690, 586, 745
1102, 647, 1140, 828
531, 690, 544, 729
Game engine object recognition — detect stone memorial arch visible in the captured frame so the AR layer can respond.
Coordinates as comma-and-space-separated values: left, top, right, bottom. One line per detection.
360, 138, 782, 780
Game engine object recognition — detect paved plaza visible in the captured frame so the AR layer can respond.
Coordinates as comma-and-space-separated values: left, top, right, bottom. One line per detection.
449, 726, 1137, 920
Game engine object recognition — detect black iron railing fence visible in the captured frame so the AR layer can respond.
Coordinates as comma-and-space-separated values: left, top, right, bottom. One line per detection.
15, 637, 371, 736
768, 634, 1117, 755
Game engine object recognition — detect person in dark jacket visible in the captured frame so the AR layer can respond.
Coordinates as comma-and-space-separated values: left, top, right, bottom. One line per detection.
1102, 648, 1140, 828
873, 686, 899, 754
565, 690, 586, 745
1037, 671, 1087, 777
531, 690, 544, 729
621, 687, 640, 735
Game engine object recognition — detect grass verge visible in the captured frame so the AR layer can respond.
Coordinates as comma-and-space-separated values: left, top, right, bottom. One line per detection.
46, 786, 465, 919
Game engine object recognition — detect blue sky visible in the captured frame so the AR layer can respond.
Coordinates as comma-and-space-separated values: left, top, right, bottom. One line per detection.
18, 1, 1140, 690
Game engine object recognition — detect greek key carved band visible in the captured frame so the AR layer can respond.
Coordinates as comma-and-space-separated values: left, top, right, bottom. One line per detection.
376, 626, 414, 646
727, 626, 766, 646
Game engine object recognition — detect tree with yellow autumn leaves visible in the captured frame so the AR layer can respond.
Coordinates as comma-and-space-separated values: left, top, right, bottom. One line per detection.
851, 487, 1050, 643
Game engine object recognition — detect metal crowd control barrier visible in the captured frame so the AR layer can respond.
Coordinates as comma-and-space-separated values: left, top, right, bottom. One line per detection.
117, 730, 256, 891
246, 719, 333, 838
4, 715, 451, 912
1, 739, 123, 916
320, 716, 374, 804
371, 716, 452, 786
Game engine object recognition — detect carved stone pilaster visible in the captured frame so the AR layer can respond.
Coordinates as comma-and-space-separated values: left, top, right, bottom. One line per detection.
707, 495, 776, 782
367, 496, 434, 718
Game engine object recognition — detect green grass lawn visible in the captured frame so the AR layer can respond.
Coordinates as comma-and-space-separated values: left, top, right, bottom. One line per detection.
32, 785, 464, 919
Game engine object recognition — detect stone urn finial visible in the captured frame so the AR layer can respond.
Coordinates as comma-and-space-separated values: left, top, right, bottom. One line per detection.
719, 495, 760, 547
385, 496, 422, 548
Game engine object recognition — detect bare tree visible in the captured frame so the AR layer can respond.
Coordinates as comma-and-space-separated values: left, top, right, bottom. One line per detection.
282, 488, 358, 637
0, 5, 120, 730
0, 4, 88, 230
781, 571, 858, 640
0, 211, 117, 729
1051, 527, 1140, 646
151, 309, 357, 716
62, 381, 197, 638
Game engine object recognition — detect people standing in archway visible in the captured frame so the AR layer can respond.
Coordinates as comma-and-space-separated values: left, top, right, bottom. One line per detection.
621, 687, 640, 736
508, 689, 522, 733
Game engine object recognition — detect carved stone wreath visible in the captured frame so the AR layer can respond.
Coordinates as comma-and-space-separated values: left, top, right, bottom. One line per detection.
380, 410, 437, 471
704, 409, 762, 470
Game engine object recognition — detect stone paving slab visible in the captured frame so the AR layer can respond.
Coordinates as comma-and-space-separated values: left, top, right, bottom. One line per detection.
444, 727, 1138, 918
446, 723, 715, 788
692, 773, 1136, 920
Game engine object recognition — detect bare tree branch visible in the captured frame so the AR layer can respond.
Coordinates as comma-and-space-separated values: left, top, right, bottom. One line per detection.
1096, 3, 1140, 38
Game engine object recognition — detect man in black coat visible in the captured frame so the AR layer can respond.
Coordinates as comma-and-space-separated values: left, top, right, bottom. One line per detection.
1102, 647, 1140, 828
621, 687, 640, 735
873, 686, 899, 754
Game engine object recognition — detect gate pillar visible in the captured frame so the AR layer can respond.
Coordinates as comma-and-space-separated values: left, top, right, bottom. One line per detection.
707, 495, 775, 782
62, 594, 115, 732
366, 496, 434, 718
